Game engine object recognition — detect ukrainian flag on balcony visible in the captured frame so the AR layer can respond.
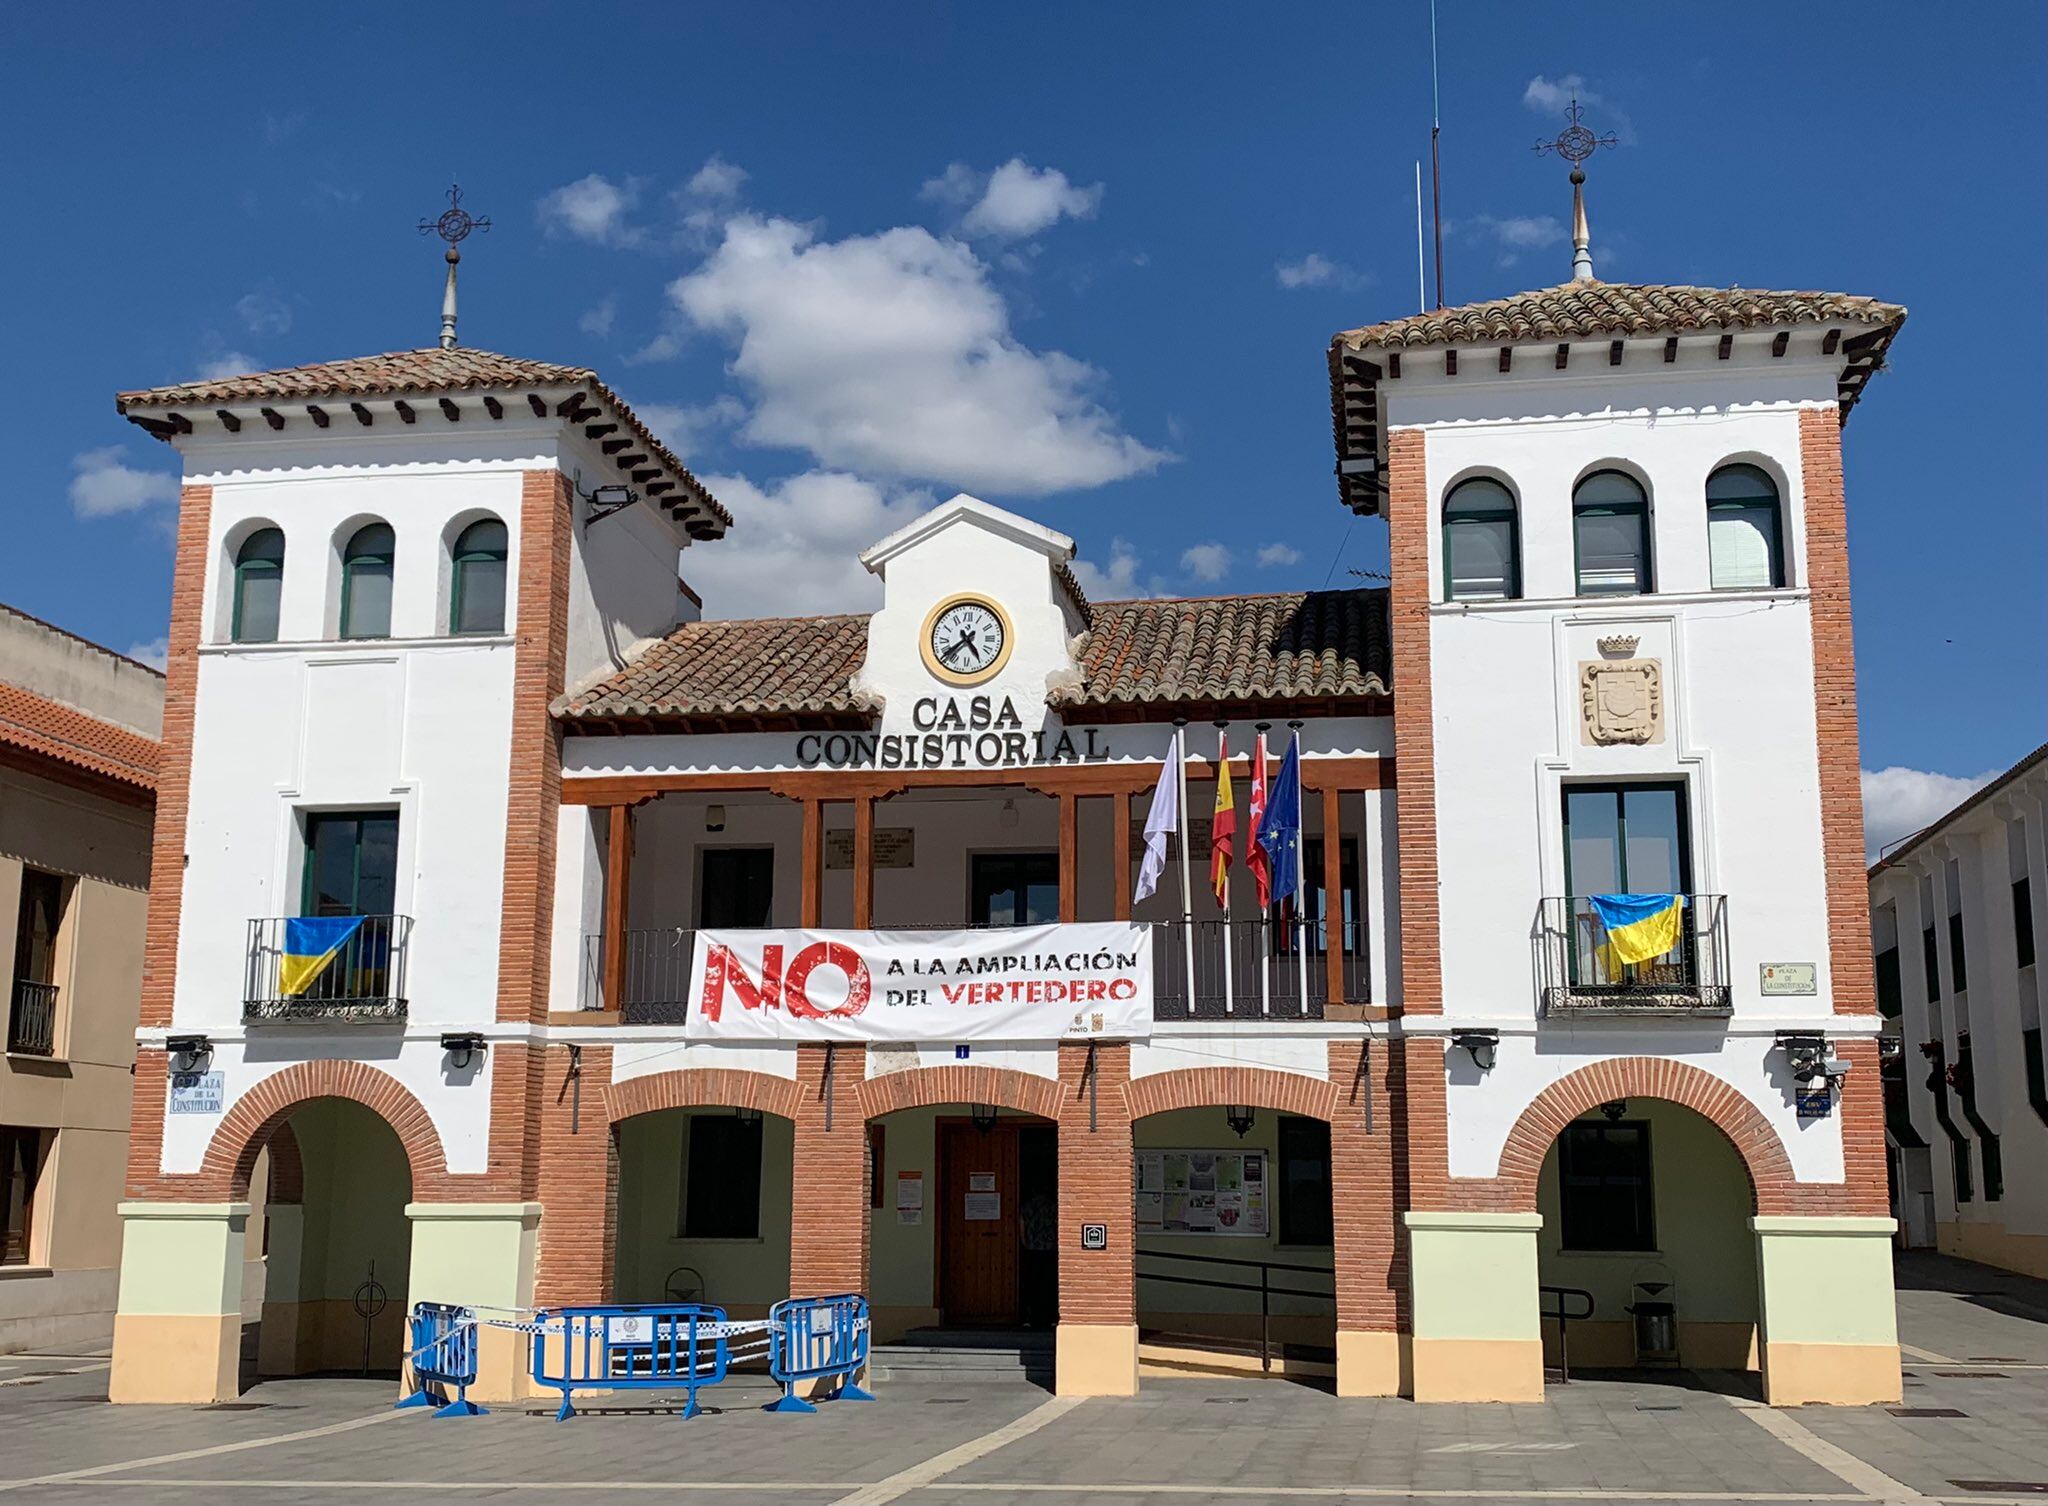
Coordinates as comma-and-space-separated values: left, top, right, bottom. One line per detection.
1587, 893, 1684, 971
279, 916, 365, 996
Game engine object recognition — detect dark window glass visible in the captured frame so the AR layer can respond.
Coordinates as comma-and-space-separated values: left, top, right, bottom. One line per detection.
1874, 945, 1903, 1020
1, 1127, 48, 1265
11, 870, 67, 988
232, 527, 286, 643
302, 811, 400, 917
2016, 878, 2036, 970
1562, 783, 1691, 983
1277, 1116, 1333, 1247
1706, 464, 1784, 589
340, 522, 395, 640
1443, 478, 1519, 601
1558, 1120, 1655, 1252
1573, 470, 1651, 596
1275, 838, 1361, 960
972, 852, 1060, 926
700, 848, 775, 929
450, 519, 508, 635
682, 1114, 763, 1239
1949, 912, 1968, 995
1923, 926, 1941, 1001
1951, 1138, 1974, 1203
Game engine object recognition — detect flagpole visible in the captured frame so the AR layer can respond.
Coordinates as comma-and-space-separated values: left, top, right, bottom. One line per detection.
1174, 718, 1196, 1005
1256, 723, 1272, 1019
1291, 723, 1310, 1007
1215, 722, 1234, 1017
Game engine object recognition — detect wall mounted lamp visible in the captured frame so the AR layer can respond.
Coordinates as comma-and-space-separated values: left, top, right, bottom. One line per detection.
439, 1031, 488, 1070
971, 1103, 999, 1133
167, 1034, 212, 1073
1224, 1105, 1256, 1139
1452, 1029, 1499, 1073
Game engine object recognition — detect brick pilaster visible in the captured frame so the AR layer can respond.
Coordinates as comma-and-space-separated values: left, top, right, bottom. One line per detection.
1328, 1040, 1400, 1337
1385, 428, 1440, 1015
788, 1044, 869, 1297
533, 1044, 617, 1306
1398, 1034, 1450, 1213
1057, 1042, 1133, 1326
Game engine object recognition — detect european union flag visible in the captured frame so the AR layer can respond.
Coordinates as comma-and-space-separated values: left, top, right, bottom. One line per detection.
1258, 734, 1303, 907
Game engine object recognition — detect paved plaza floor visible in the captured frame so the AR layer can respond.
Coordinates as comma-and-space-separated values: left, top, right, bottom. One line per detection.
4, 1252, 2048, 1505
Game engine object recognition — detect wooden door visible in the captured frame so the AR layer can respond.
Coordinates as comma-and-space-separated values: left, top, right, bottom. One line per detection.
938, 1123, 1020, 1325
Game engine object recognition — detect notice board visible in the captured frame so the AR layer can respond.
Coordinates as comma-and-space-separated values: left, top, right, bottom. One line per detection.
1134, 1148, 1268, 1236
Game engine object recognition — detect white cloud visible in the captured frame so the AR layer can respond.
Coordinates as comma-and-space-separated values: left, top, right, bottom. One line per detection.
579, 297, 618, 337
68, 447, 177, 519
635, 395, 747, 454
924, 159, 1104, 240
196, 351, 259, 380
1275, 253, 1365, 291
1180, 542, 1231, 583
1256, 542, 1301, 568
1523, 74, 1633, 140
668, 213, 1167, 494
235, 292, 291, 336
1862, 765, 2000, 862
1473, 214, 1566, 250
686, 155, 748, 199
1069, 537, 1153, 601
691, 470, 934, 619
538, 173, 644, 247
125, 637, 169, 672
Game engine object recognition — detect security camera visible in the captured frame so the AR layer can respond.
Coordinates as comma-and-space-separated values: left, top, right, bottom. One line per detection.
1822, 1057, 1851, 1080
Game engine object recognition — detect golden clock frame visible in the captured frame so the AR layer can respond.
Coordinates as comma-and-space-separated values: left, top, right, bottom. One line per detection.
919, 593, 1016, 687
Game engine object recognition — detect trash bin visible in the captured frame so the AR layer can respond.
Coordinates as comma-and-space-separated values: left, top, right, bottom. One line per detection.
1627, 1300, 1679, 1367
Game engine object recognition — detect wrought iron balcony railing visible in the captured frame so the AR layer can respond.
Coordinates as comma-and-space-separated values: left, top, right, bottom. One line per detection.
581, 917, 1365, 1026
7, 979, 58, 1056
1536, 894, 1730, 1016
244, 915, 411, 1023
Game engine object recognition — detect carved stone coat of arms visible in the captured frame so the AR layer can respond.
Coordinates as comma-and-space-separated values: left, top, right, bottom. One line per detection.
1579, 658, 1663, 745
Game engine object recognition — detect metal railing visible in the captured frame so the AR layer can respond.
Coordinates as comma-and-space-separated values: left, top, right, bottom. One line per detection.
1536, 894, 1730, 1016
1540, 1284, 1595, 1384
581, 917, 1368, 1024
245, 915, 412, 1023
1135, 1247, 1335, 1374
7, 980, 58, 1056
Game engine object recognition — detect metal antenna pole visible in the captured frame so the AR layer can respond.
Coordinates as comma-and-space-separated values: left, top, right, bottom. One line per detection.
1429, 0, 1444, 308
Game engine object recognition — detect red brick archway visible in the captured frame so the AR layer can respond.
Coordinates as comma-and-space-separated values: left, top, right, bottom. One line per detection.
1123, 1066, 1339, 1122
857, 1064, 1065, 1121
1488, 1057, 1795, 1214
605, 1067, 804, 1123
200, 1060, 449, 1200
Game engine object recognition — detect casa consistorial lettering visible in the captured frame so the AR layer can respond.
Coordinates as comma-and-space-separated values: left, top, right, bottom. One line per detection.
795, 694, 1113, 770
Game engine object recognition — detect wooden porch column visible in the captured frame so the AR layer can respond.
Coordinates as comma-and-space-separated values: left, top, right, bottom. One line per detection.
1110, 789, 1131, 921
800, 798, 823, 927
601, 804, 633, 1014
852, 795, 875, 927
1059, 793, 1079, 923
1322, 786, 1347, 1006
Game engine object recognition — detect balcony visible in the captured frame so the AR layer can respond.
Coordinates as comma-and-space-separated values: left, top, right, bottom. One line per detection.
1536, 894, 1730, 1016
7, 980, 57, 1056
581, 918, 1365, 1026
244, 915, 411, 1024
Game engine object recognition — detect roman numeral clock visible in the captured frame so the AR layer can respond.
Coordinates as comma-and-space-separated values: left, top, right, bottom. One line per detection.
921, 594, 1014, 687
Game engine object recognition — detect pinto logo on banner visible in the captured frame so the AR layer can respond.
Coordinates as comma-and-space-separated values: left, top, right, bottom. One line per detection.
685, 922, 1152, 1042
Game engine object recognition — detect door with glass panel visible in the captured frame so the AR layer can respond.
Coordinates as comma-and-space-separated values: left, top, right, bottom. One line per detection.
1562, 784, 1691, 989
299, 811, 400, 1002
971, 853, 1059, 927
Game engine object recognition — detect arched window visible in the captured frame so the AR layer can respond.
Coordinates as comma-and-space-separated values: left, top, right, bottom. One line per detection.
1442, 477, 1520, 601
339, 522, 395, 640
449, 519, 508, 635
1572, 470, 1651, 597
231, 527, 286, 643
1706, 463, 1784, 590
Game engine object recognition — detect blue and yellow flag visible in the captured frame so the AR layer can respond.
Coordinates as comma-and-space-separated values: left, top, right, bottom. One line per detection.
280, 916, 365, 996
1588, 893, 1684, 971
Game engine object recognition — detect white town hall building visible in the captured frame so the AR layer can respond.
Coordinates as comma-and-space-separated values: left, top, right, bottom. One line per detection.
102, 259, 1907, 1408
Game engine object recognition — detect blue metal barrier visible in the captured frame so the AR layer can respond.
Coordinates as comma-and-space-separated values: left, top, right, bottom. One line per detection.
532, 1304, 729, 1421
766, 1293, 873, 1413
396, 1302, 486, 1418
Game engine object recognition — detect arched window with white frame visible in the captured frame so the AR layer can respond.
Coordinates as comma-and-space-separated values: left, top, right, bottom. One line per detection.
1442, 477, 1520, 601
231, 526, 286, 643
1706, 463, 1785, 590
449, 518, 508, 635
1573, 470, 1652, 597
339, 522, 396, 639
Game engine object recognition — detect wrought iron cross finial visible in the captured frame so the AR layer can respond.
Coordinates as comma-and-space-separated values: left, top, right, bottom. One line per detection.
418, 183, 491, 250
1534, 96, 1618, 170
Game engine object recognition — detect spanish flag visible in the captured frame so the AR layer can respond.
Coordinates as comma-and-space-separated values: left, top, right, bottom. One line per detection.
279, 916, 365, 996
1210, 732, 1235, 906
1588, 894, 1684, 973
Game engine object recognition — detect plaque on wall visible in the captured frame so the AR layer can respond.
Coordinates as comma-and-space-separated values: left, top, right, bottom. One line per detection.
1579, 658, 1664, 746
825, 828, 916, 869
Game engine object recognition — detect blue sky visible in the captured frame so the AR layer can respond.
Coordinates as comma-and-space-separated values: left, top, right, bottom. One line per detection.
3, 3, 2041, 849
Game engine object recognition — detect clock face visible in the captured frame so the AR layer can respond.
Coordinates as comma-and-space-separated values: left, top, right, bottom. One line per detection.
928, 599, 1006, 682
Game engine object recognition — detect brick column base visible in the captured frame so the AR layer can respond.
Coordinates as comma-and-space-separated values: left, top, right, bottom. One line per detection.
790, 1044, 870, 1298
1329, 1040, 1403, 1396
532, 1044, 617, 1309
1056, 1042, 1136, 1396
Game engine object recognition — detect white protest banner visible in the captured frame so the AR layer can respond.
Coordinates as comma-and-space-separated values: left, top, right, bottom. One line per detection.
684, 922, 1151, 1043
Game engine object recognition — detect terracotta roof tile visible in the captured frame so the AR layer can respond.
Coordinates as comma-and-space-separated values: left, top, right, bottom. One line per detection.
557, 588, 1390, 726
0, 683, 158, 791
116, 347, 731, 531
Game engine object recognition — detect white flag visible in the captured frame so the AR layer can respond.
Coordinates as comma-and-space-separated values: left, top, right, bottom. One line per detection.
1133, 734, 1179, 905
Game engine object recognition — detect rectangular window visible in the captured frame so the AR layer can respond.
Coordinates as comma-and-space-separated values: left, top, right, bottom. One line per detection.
301, 811, 400, 917
1558, 1120, 1655, 1252
1274, 838, 1362, 958
11, 869, 68, 989
1574, 508, 1650, 596
971, 852, 1060, 927
1708, 502, 1782, 590
1946, 859, 1968, 995
1, 1127, 48, 1265
1276, 1116, 1333, 1247
1872, 902, 1902, 1019
699, 847, 775, 929
1562, 782, 1691, 986
680, 1114, 763, 1240
2016, 878, 2035, 970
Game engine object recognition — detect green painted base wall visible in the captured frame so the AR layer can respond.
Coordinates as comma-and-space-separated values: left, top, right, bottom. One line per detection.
614, 1110, 794, 1309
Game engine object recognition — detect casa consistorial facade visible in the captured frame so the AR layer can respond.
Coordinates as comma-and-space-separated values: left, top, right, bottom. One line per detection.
104, 271, 1907, 1411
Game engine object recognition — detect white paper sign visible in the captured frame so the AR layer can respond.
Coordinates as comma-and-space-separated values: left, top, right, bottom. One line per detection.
607, 1314, 654, 1346
964, 1193, 1002, 1220
686, 923, 1152, 1042
896, 1172, 924, 1226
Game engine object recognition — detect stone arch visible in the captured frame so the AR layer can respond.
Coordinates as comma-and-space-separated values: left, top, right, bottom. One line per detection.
1123, 1066, 1340, 1122
1491, 1057, 1796, 1214
604, 1067, 804, 1123
200, 1059, 449, 1200
857, 1065, 1065, 1121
